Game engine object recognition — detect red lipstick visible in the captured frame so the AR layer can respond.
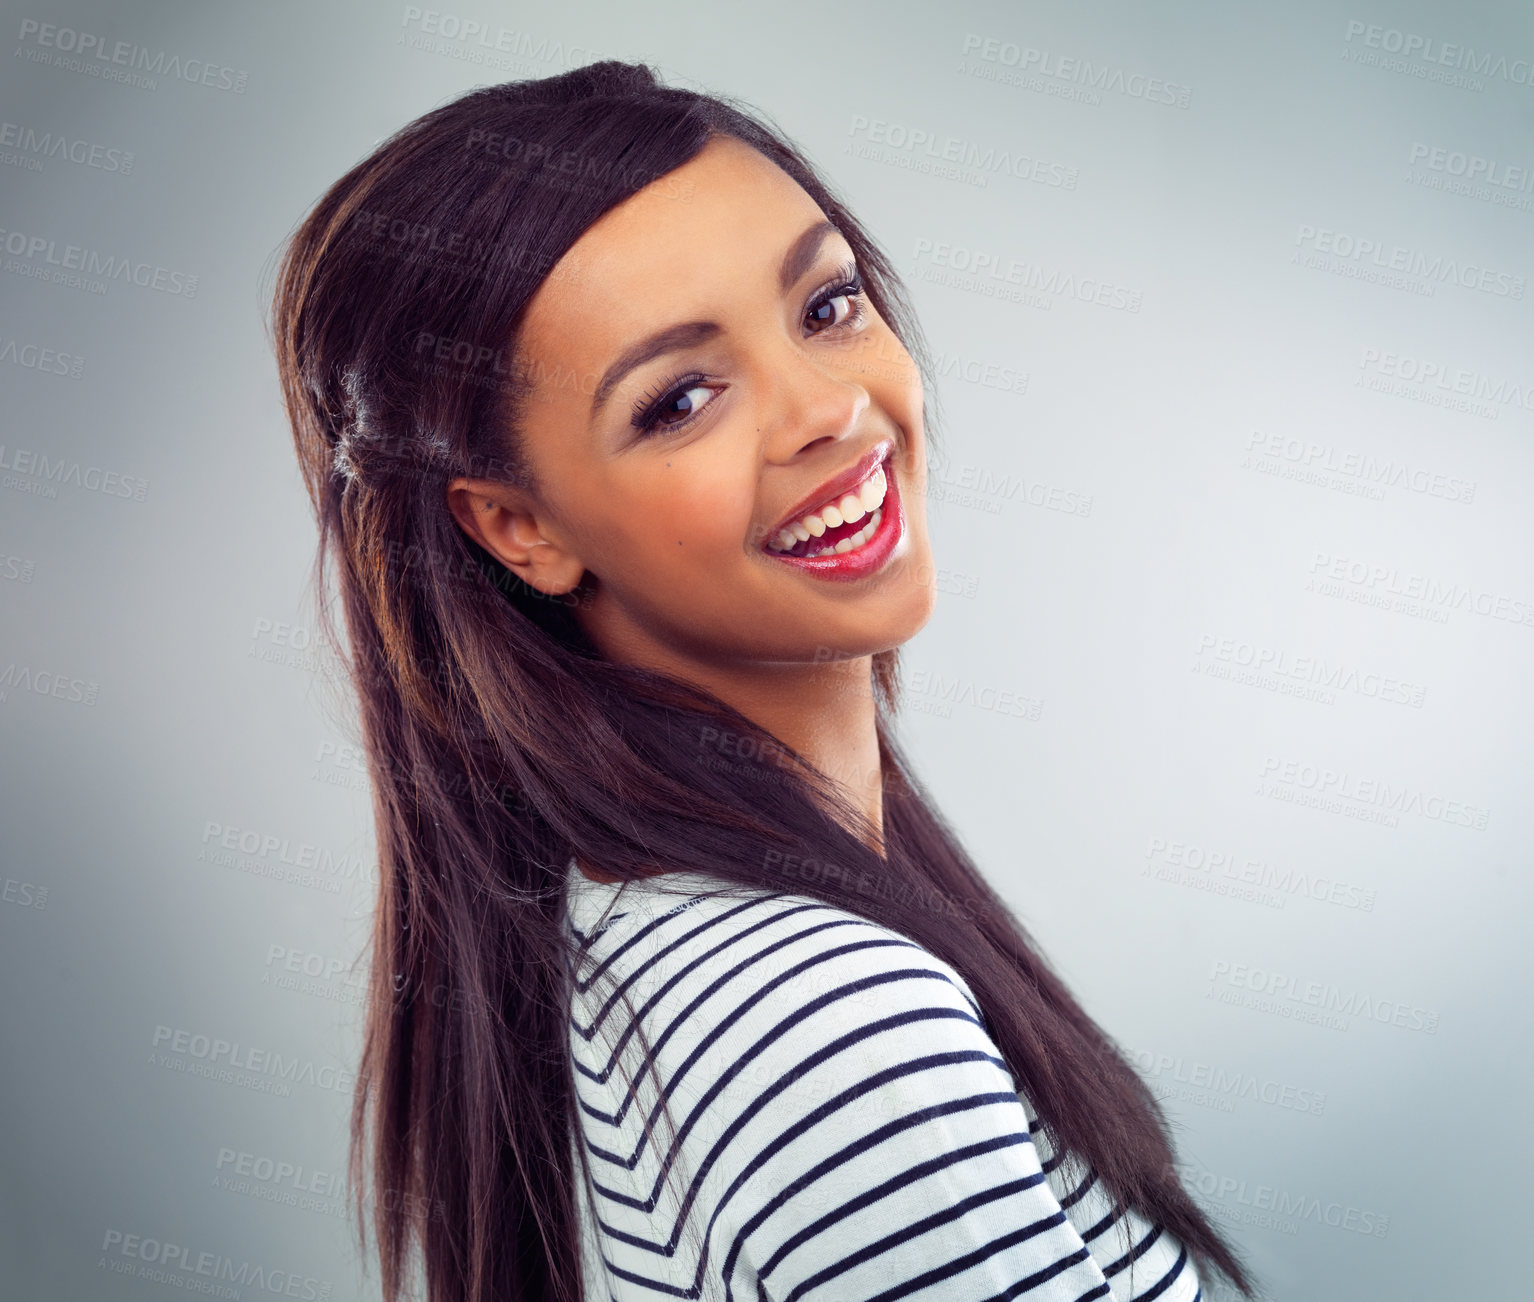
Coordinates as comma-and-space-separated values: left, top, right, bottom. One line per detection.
761, 449, 904, 582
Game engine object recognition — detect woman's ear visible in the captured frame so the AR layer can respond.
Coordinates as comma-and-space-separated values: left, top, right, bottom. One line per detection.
445, 478, 587, 596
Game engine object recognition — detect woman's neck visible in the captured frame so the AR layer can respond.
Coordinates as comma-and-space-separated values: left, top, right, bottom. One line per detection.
576, 651, 885, 881
697, 652, 885, 844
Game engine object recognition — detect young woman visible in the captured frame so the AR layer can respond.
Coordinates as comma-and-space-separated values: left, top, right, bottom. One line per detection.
271, 60, 1252, 1302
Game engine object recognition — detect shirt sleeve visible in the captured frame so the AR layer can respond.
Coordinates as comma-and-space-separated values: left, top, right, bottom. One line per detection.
695, 920, 1155, 1302
1031, 1131, 1204, 1302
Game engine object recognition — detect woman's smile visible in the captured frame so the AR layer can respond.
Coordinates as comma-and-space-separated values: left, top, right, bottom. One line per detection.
757, 445, 906, 581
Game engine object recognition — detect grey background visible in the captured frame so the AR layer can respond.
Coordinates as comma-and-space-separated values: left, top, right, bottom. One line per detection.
2, 2, 1530, 1299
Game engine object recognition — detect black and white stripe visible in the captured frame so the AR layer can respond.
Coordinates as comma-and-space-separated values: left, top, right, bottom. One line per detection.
565, 864, 1201, 1302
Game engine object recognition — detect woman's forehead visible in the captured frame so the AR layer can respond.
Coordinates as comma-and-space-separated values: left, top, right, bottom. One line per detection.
513, 137, 833, 400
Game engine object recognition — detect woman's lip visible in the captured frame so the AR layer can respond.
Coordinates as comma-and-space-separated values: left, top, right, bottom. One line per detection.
761, 452, 903, 581
763, 439, 894, 541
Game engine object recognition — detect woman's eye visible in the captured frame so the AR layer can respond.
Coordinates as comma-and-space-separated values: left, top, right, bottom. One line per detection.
806, 292, 856, 332
648, 383, 714, 430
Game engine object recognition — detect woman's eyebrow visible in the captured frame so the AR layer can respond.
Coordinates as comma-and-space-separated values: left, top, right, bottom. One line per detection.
589, 219, 842, 417
592, 320, 720, 417
777, 218, 840, 298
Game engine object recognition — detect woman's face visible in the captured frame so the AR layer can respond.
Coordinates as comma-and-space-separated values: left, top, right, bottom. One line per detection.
455, 134, 935, 680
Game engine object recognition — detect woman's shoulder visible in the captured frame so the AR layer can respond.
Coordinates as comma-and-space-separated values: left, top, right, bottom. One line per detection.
564, 857, 985, 1025
564, 863, 1204, 1302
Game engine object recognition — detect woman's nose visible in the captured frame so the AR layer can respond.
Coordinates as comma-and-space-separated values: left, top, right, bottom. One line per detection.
755, 342, 872, 460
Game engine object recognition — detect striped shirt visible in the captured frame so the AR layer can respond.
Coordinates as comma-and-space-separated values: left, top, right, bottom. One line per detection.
565, 861, 1202, 1302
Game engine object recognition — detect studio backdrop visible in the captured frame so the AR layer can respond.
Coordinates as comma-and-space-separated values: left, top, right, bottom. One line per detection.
2, 2, 1530, 1299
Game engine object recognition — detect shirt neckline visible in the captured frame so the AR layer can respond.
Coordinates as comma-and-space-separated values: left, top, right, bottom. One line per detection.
564, 856, 748, 936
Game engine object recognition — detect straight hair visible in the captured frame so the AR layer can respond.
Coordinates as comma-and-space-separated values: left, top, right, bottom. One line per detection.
269, 58, 1252, 1302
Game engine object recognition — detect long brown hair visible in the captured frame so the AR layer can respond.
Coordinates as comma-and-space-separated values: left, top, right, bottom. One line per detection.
269, 59, 1252, 1302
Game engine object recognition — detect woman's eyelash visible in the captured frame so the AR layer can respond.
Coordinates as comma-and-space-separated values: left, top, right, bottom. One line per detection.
630, 370, 710, 434
629, 263, 869, 435
804, 262, 867, 334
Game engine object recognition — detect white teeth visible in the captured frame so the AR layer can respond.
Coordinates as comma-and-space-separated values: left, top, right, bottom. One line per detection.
765, 461, 891, 553
860, 467, 886, 511
793, 507, 882, 558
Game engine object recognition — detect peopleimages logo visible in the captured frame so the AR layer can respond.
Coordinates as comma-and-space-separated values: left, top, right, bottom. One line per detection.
198, 819, 378, 893
0, 337, 84, 378
1342, 19, 1534, 87
262, 943, 367, 1005
1243, 429, 1475, 506
912, 237, 1143, 313
929, 350, 1030, 396
151, 1024, 355, 1094
846, 115, 1079, 190
1359, 346, 1534, 412
0, 226, 198, 296
1177, 1162, 1391, 1238
1259, 753, 1492, 830
0, 121, 133, 174
1194, 632, 1427, 708
1294, 224, 1525, 299
904, 666, 1043, 721
1408, 142, 1534, 194
98, 1229, 330, 1299
215, 1148, 346, 1201
0, 662, 98, 705
1144, 836, 1377, 912
0, 444, 148, 501
1307, 552, 1534, 631
15, 19, 249, 92
396, 7, 612, 78
1207, 959, 1439, 1034
1405, 140, 1534, 214
958, 33, 1192, 107
1128, 1047, 1327, 1116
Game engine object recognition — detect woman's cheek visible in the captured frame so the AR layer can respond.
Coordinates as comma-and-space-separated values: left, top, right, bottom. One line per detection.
656, 470, 755, 556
